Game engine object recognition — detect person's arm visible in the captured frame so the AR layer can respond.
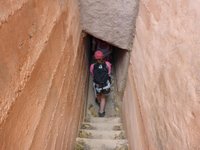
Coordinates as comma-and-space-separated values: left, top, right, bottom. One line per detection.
105, 61, 111, 75
90, 64, 94, 76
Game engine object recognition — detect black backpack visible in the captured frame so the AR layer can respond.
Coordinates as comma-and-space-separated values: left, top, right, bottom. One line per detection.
93, 62, 109, 84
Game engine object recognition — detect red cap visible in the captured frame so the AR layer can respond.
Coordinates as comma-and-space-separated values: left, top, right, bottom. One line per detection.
94, 50, 104, 59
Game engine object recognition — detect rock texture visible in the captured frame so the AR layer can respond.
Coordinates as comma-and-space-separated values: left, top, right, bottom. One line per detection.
2, 0, 200, 149
75, 117, 128, 149
123, 0, 200, 150
114, 49, 130, 98
0, 0, 88, 149
79, 0, 139, 50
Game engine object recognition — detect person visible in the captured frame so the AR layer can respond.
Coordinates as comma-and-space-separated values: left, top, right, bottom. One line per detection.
90, 50, 112, 117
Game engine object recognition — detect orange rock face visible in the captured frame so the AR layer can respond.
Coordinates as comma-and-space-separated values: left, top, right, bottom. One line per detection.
123, 0, 200, 150
0, 0, 88, 149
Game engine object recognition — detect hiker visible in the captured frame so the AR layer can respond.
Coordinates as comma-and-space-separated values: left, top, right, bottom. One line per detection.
92, 38, 112, 62
90, 50, 112, 117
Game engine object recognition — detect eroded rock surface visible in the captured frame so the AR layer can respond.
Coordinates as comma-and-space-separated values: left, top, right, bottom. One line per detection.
79, 0, 138, 50
0, 0, 88, 149
123, 0, 200, 150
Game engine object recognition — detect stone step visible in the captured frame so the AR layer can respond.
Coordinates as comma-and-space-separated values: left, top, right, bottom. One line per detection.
85, 117, 121, 123
81, 122, 123, 131
75, 138, 128, 150
78, 129, 126, 139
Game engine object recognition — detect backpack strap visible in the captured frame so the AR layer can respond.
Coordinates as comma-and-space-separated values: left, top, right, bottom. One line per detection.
93, 62, 109, 84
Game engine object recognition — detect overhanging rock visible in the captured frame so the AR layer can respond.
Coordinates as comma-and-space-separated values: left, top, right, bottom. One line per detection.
79, 0, 138, 50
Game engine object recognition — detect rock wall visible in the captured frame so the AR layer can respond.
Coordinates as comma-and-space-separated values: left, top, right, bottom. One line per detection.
123, 0, 200, 150
79, 0, 139, 50
114, 49, 130, 98
0, 0, 88, 149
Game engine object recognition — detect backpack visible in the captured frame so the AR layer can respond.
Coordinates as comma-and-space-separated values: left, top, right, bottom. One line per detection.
93, 62, 109, 85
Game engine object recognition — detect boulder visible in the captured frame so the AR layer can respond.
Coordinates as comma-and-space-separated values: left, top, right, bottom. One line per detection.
79, 0, 138, 50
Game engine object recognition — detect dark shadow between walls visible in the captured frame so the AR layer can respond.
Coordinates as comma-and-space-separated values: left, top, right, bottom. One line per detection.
113, 47, 130, 99
84, 33, 130, 107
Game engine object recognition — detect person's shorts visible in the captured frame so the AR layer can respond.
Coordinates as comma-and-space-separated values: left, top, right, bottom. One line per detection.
93, 80, 111, 95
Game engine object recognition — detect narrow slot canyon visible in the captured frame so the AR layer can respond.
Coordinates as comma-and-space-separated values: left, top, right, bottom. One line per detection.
83, 34, 130, 117
1, 0, 200, 150
74, 34, 131, 149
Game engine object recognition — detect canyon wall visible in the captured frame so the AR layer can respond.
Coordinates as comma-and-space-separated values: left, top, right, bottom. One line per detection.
123, 0, 200, 150
0, 0, 88, 150
114, 49, 130, 98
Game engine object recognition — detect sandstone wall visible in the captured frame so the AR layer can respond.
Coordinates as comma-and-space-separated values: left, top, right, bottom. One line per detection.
79, 0, 138, 50
114, 49, 130, 98
0, 0, 88, 150
123, 0, 200, 150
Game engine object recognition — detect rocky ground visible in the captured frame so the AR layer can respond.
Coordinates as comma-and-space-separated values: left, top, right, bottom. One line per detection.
75, 74, 128, 150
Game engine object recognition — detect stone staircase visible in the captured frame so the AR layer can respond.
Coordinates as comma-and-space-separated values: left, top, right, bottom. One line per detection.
75, 117, 128, 150
75, 75, 128, 150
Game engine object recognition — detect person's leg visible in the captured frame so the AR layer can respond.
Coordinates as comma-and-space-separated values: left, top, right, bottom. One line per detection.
96, 94, 101, 105
99, 94, 106, 113
94, 83, 101, 106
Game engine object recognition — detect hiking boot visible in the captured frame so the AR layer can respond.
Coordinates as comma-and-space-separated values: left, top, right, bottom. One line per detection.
95, 98, 100, 107
98, 111, 105, 117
